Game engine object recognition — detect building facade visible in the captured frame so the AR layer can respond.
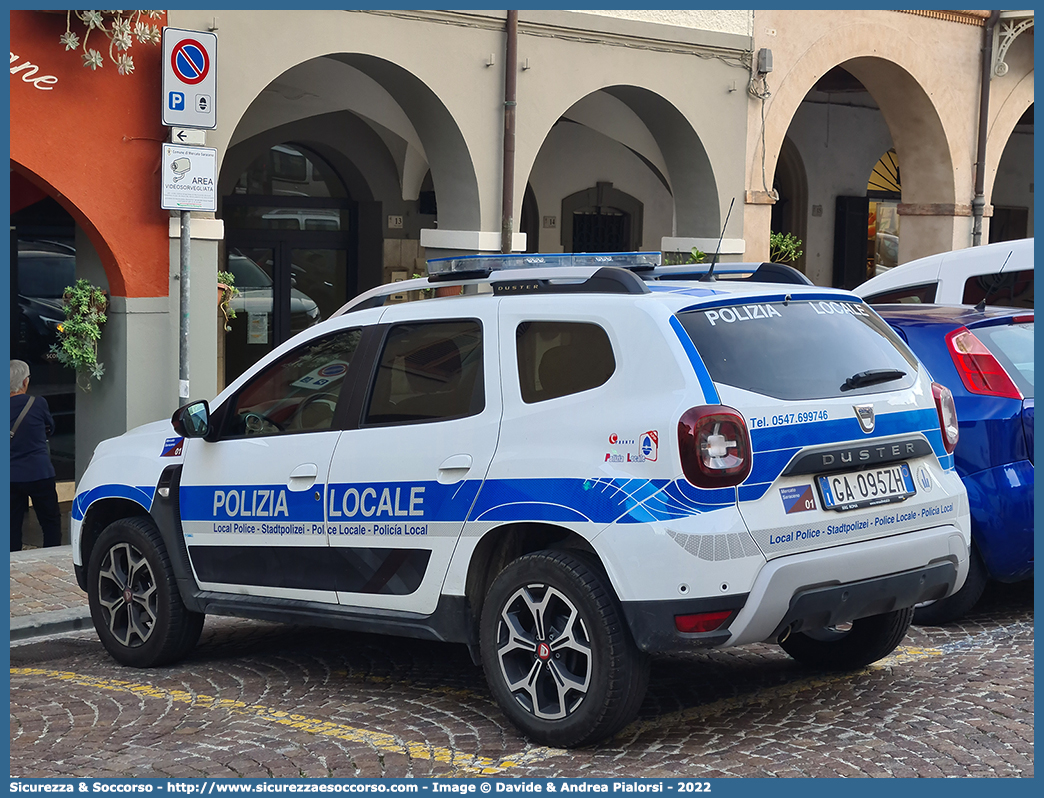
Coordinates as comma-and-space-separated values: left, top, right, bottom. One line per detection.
8, 9, 1034, 481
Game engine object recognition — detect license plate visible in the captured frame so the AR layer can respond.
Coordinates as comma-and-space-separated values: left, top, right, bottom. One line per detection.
816, 462, 915, 511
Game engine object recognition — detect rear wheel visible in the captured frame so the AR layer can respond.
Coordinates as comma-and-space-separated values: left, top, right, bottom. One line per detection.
913, 548, 987, 625
480, 550, 648, 748
779, 606, 914, 670
87, 516, 204, 667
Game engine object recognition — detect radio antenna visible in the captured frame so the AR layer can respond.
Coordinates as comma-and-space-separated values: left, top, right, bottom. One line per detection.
700, 197, 735, 282
974, 249, 1013, 313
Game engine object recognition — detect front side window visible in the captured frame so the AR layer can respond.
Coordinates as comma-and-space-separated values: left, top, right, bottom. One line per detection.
365, 321, 484, 424
516, 321, 615, 403
224, 329, 362, 437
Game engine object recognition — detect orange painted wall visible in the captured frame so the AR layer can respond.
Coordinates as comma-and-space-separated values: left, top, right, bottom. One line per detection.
9, 10, 171, 298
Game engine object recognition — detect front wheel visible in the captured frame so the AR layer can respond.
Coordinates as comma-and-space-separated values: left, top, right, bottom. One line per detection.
480, 550, 649, 748
779, 606, 914, 670
87, 516, 204, 668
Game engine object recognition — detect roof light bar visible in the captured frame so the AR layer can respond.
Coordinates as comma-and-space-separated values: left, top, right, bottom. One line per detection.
426, 251, 662, 280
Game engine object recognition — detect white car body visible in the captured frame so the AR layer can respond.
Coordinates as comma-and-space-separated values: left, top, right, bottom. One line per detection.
855, 237, 1034, 307
71, 257, 971, 746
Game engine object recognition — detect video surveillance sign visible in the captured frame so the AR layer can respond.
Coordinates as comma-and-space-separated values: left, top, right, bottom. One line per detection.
162, 27, 217, 129
161, 144, 217, 211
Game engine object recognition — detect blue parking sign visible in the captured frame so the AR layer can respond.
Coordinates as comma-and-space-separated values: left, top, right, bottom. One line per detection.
168, 91, 185, 111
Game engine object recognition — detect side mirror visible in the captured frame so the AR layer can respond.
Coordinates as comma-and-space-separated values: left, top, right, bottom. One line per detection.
171, 400, 211, 438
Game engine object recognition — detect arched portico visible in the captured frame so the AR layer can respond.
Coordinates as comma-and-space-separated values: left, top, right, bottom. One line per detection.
749, 22, 968, 268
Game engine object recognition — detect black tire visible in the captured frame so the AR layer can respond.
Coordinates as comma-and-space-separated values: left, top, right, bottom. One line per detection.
87, 516, 204, 668
913, 548, 988, 625
479, 550, 649, 748
779, 606, 914, 670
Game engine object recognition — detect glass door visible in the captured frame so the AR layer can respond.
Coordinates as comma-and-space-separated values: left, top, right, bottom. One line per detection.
223, 245, 278, 381
221, 144, 359, 387
223, 203, 357, 387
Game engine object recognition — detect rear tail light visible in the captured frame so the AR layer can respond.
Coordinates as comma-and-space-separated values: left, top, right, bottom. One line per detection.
675, 610, 732, 634
932, 382, 959, 454
1012, 315, 1034, 324
945, 326, 1022, 399
678, 405, 752, 488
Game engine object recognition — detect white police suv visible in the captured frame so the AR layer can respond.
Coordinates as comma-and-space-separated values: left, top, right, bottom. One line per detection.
71, 253, 970, 747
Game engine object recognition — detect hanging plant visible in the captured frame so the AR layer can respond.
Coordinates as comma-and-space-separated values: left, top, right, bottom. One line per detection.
50, 279, 108, 392
217, 270, 240, 331
58, 10, 162, 76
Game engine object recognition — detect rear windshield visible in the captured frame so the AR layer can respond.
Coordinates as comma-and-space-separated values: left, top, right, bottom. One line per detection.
976, 321, 1034, 398
677, 299, 919, 400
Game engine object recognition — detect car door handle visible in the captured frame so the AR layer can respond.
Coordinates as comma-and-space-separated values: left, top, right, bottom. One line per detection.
438, 454, 473, 484
288, 463, 319, 491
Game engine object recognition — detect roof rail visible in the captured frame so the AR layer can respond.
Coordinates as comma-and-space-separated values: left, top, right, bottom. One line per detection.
645, 262, 813, 286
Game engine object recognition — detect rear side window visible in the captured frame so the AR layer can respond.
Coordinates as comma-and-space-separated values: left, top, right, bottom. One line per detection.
365, 320, 484, 424
677, 300, 918, 400
864, 283, 937, 304
961, 269, 1034, 309
516, 321, 615, 403
975, 321, 1034, 397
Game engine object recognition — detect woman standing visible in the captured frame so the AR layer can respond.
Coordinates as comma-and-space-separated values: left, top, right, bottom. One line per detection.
10, 359, 61, 551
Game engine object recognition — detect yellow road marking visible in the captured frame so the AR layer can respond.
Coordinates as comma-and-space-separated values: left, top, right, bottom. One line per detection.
11, 644, 948, 762
10, 667, 563, 776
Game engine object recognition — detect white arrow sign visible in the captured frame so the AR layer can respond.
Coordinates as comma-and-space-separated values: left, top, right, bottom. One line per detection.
171, 127, 206, 146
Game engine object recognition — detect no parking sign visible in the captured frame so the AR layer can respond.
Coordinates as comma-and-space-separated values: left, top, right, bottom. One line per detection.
162, 27, 217, 129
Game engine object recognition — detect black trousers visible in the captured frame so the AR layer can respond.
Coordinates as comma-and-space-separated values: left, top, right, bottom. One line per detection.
11, 477, 62, 551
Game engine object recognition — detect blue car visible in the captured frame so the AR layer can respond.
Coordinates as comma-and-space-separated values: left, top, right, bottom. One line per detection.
874, 304, 1034, 623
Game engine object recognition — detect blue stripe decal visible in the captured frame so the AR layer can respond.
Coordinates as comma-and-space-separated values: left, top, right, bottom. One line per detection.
72, 485, 155, 522
176, 476, 729, 528
669, 315, 720, 404
749, 409, 940, 452
738, 409, 954, 503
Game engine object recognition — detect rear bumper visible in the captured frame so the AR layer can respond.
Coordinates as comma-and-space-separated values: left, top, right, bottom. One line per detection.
725, 524, 968, 646
618, 524, 968, 653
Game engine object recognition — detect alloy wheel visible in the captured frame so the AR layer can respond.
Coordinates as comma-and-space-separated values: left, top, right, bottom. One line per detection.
495, 583, 592, 720
96, 541, 159, 648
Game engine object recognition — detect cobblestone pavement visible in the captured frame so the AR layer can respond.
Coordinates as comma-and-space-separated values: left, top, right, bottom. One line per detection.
10, 581, 1032, 779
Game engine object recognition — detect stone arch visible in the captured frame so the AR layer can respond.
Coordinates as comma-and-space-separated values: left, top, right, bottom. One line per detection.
224, 54, 481, 232
984, 73, 1035, 202
757, 28, 956, 208
519, 84, 721, 243
10, 164, 121, 296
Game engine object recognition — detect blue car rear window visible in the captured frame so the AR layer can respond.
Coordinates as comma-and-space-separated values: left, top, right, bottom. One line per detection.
976, 322, 1034, 398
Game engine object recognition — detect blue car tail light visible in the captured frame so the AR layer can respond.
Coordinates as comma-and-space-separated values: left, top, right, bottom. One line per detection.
945, 327, 1023, 400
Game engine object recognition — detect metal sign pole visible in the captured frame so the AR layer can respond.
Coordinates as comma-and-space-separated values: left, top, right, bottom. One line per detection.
179, 210, 191, 406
